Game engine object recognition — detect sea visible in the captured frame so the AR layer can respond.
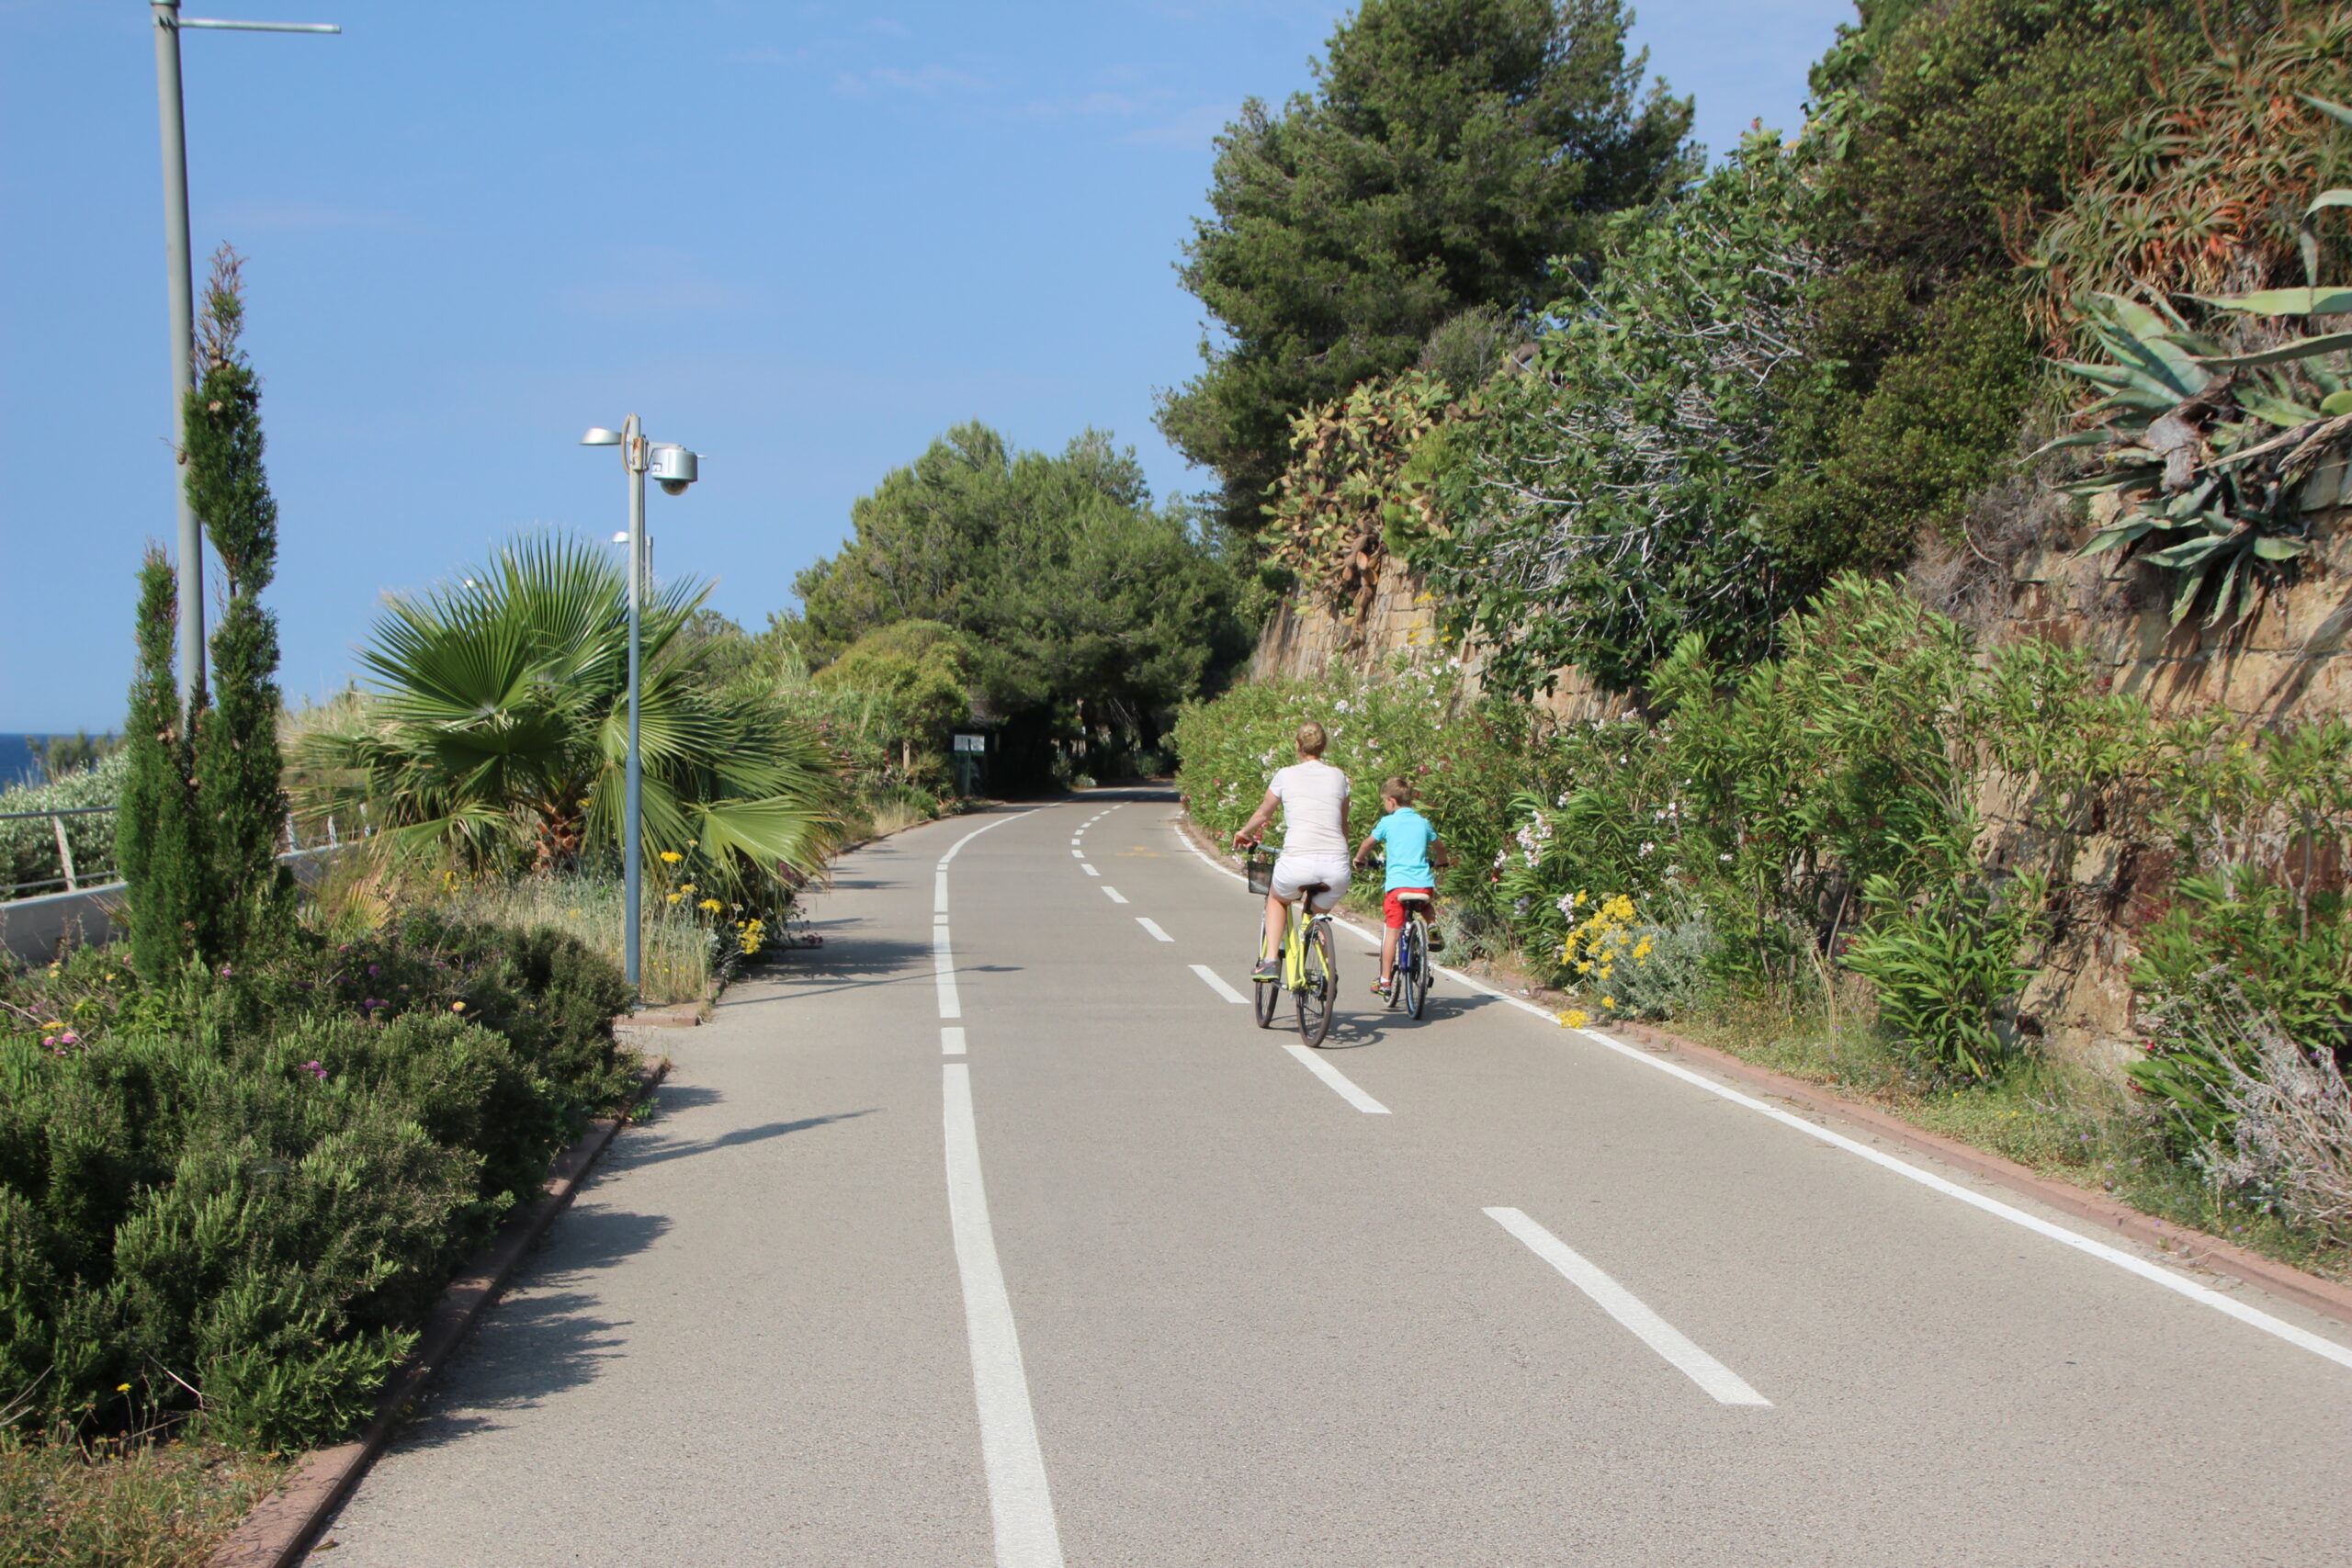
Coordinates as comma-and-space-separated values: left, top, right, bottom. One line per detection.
0, 734, 119, 793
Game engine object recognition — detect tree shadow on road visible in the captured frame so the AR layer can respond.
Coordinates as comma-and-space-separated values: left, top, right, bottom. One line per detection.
385, 1204, 673, 1450
716, 934, 938, 1005
613, 1110, 876, 1169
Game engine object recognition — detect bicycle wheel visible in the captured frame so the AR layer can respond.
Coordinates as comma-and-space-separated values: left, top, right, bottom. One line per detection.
1296, 919, 1337, 1046
1253, 915, 1278, 1030
1405, 916, 1430, 1020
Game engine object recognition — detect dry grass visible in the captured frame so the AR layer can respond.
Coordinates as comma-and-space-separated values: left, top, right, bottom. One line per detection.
445, 875, 720, 1006
0, 1431, 287, 1568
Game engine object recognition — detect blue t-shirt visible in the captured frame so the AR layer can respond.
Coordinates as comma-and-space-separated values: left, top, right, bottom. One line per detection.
1371, 807, 1437, 891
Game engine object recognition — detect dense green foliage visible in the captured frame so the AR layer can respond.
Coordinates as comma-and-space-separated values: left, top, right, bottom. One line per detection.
296, 535, 843, 905
1159, 0, 1692, 536
1420, 137, 1823, 693
794, 423, 1251, 784
0, 919, 634, 1450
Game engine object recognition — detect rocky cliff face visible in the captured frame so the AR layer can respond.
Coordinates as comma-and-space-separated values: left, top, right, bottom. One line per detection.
1248, 524, 2352, 1073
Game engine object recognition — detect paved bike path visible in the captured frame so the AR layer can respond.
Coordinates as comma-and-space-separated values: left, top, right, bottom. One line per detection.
322, 790, 2352, 1566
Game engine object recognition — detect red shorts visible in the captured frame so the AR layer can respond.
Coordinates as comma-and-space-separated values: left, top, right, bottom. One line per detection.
1384, 888, 1435, 929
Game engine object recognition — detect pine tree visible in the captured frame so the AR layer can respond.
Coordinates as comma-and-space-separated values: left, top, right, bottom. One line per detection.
185, 246, 296, 954
119, 548, 211, 978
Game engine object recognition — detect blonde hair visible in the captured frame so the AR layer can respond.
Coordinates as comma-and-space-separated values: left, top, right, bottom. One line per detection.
1295, 721, 1328, 757
1380, 776, 1415, 806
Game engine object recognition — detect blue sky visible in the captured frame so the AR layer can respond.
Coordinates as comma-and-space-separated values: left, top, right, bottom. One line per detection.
0, 0, 1854, 732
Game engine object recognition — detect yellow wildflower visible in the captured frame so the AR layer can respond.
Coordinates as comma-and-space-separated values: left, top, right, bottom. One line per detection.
666, 893, 683, 905
450, 1000, 467, 1012
659, 851, 684, 863
1557, 1009, 1590, 1030
700, 898, 722, 913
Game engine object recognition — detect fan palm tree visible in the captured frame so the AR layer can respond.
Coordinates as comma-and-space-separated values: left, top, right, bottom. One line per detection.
297, 535, 843, 893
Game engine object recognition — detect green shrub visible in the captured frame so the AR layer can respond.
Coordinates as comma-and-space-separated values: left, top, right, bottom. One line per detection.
0, 917, 634, 1450
1846, 872, 2048, 1082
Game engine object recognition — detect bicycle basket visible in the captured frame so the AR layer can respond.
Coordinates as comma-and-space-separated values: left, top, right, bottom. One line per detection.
1245, 853, 1274, 896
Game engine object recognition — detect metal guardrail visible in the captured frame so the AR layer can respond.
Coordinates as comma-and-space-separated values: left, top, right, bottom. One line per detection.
0, 807, 362, 901
0, 805, 118, 896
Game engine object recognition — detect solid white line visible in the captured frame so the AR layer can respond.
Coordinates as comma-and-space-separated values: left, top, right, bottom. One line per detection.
1485, 1207, 1770, 1406
1282, 1043, 1391, 1114
1164, 811, 2352, 1370
1081, 863, 1099, 876
939, 809, 1028, 869
943, 1064, 1066, 1567
942, 1026, 967, 1056
1136, 917, 1173, 942
933, 925, 962, 1020
1102, 886, 1128, 905
1189, 964, 1247, 1004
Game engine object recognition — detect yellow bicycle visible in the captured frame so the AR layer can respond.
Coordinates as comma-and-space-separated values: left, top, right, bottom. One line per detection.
1247, 854, 1338, 1046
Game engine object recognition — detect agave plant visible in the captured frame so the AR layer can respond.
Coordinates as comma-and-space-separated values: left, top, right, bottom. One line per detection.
297, 534, 845, 896
2049, 95, 2352, 628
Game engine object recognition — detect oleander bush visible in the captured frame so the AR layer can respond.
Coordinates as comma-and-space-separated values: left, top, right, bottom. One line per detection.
0, 915, 634, 1451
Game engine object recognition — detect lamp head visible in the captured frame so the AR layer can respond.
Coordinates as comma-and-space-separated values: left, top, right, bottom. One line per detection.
580, 427, 623, 446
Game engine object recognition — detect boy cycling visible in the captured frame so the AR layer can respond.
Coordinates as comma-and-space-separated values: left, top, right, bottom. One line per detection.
1354, 777, 1444, 998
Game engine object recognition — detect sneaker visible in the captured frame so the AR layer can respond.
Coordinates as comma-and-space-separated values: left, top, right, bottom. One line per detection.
1252, 958, 1281, 982
1372, 976, 1391, 998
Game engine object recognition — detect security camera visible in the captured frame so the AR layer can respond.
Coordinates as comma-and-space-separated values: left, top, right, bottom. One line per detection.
649, 444, 698, 494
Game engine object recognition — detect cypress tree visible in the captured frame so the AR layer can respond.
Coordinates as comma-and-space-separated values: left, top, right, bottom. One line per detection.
185, 246, 296, 954
119, 548, 211, 977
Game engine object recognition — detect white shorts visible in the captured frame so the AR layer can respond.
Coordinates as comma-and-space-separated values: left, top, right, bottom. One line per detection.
1270, 854, 1350, 912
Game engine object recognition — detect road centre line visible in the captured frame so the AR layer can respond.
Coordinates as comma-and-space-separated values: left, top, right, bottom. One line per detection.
1070, 849, 1084, 859
1189, 964, 1247, 1004
1136, 917, 1173, 942
934, 874, 949, 916
1081, 863, 1099, 876
1102, 886, 1128, 904
1485, 1207, 1770, 1406
1161, 813, 2352, 1371
943, 1064, 1066, 1568
942, 1026, 967, 1056
1282, 1043, 1392, 1114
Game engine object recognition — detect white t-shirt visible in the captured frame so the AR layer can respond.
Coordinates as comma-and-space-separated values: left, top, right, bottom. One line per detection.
1269, 760, 1351, 857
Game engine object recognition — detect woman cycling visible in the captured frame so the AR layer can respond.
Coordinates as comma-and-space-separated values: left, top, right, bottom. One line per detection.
1232, 720, 1351, 982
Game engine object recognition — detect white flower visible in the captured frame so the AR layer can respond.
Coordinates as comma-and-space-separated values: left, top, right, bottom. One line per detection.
1638, 841, 1654, 857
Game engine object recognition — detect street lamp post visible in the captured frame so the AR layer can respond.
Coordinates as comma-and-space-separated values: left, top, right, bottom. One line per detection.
581, 418, 700, 996
149, 0, 338, 705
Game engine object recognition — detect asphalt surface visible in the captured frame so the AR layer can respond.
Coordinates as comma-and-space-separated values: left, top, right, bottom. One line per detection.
322, 790, 2352, 1566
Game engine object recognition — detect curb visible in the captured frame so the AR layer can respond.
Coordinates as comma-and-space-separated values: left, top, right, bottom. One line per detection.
206, 1059, 672, 1568
1171, 810, 2352, 1328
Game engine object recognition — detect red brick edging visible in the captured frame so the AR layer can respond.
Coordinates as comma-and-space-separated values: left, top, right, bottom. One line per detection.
206, 1060, 671, 1568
